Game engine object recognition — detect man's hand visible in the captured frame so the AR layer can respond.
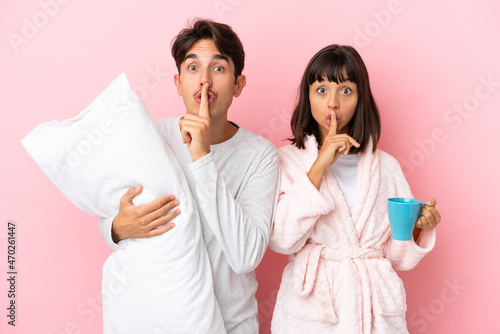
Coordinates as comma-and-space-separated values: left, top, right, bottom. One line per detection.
111, 186, 180, 243
178, 83, 211, 161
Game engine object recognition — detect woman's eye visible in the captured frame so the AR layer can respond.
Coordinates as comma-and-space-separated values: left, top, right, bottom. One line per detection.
188, 65, 197, 71
342, 87, 352, 94
317, 87, 326, 94
214, 66, 224, 72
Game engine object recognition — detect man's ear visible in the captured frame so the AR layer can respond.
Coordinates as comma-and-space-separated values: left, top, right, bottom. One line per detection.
174, 74, 183, 96
233, 75, 246, 97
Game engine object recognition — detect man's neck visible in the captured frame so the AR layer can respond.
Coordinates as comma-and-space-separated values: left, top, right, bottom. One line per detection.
210, 116, 238, 145
210, 118, 238, 145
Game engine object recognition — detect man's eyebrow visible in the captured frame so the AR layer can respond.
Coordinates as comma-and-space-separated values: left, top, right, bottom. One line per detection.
183, 53, 229, 62
213, 54, 229, 62
184, 54, 198, 61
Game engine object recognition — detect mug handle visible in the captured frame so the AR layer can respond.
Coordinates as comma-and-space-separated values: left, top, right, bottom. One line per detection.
419, 202, 427, 216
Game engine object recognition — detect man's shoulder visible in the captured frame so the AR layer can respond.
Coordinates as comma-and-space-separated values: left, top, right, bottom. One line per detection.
154, 116, 180, 127
154, 116, 181, 137
235, 126, 278, 155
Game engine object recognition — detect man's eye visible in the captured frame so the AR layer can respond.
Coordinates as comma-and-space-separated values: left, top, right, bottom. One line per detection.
188, 65, 197, 71
214, 66, 224, 72
317, 88, 326, 94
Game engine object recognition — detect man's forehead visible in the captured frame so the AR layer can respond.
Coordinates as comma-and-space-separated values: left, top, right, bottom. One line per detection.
184, 40, 230, 63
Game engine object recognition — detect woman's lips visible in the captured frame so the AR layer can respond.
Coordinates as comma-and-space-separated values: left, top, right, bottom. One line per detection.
195, 91, 216, 104
326, 114, 340, 126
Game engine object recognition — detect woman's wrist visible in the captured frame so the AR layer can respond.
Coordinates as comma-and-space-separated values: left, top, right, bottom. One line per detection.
412, 226, 422, 241
308, 162, 326, 190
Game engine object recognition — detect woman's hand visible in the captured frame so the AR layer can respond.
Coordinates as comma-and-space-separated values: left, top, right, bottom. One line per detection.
308, 113, 359, 189
416, 198, 441, 229
413, 198, 442, 239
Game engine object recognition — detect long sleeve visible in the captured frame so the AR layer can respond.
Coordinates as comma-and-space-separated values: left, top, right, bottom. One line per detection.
385, 229, 436, 271
384, 156, 436, 271
98, 216, 126, 250
189, 146, 279, 275
269, 172, 335, 255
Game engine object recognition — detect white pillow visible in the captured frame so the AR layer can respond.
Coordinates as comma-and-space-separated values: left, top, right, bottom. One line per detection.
22, 73, 225, 334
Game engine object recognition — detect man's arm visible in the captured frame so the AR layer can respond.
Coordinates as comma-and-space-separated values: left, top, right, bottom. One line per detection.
189, 145, 280, 274
178, 83, 279, 273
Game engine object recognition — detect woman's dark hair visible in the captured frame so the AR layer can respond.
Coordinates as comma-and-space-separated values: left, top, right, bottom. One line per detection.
171, 19, 245, 83
289, 44, 381, 153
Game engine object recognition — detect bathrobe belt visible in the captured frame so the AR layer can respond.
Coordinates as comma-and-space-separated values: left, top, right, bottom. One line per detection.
292, 244, 384, 324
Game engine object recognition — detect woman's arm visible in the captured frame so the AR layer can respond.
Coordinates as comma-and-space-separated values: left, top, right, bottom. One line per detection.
269, 167, 335, 254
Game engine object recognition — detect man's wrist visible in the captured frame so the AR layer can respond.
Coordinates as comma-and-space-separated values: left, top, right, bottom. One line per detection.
111, 220, 122, 244
191, 149, 211, 162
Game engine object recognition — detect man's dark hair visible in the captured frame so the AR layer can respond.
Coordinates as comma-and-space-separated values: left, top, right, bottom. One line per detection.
171, 19, 245, 82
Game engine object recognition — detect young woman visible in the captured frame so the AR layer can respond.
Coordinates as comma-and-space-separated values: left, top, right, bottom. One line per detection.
269, 44, 442, 333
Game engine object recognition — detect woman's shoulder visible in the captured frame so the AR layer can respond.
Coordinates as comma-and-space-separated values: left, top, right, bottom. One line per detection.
377, 149, 396, 163
376, 149, 404, 175
278, 142, 300, 154
279, 135, 317, 155
277, 143, 315, 176
278, 142, 309, 162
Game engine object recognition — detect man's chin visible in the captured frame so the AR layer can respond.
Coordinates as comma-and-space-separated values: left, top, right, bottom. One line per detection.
185, 108, 212, 116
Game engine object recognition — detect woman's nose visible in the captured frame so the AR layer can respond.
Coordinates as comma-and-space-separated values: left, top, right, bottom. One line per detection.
327, 94, 339, 109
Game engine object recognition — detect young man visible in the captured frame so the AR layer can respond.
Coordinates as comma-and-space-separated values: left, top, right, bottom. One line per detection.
98, 19, 279, 333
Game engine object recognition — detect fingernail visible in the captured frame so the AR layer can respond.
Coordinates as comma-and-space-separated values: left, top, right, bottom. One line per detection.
135, 186, 141, 191
176, 209, 181, 214
174, 200, 180, 206
169, 195, 175, 200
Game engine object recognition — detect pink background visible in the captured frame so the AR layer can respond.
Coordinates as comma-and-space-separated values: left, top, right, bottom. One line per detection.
1, 0, 499, 333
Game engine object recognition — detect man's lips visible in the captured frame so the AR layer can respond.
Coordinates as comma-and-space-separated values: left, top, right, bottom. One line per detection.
194, 90, 216, 104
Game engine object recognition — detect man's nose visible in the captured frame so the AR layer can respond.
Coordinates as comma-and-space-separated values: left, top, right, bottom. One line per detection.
200, 68, 212, 87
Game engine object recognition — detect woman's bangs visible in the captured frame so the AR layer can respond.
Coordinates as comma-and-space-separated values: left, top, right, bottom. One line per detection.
307, 54, 359, 85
